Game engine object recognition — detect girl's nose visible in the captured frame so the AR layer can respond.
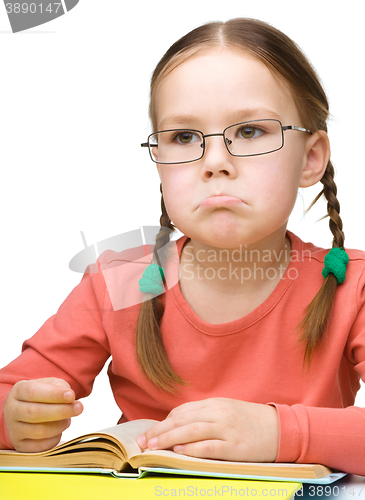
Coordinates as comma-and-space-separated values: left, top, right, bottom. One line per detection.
200, 136, 238, 178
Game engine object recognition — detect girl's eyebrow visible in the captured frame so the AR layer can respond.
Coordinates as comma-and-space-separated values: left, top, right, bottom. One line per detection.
159, 108, 283, 130
159, 114, 200, 130
230, 108, 283, 123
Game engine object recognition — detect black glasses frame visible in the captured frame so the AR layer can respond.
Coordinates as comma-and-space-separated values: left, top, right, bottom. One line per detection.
141, 119, 312, 165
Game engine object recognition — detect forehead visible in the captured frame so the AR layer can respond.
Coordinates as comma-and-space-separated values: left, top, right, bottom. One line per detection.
154, 47, 299, 130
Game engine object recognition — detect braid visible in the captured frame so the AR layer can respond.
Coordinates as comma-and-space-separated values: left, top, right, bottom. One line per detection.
299, 160, 345, 365
322, 163, 344, 246
153, 184, 176, 266
135, 184, 186, 392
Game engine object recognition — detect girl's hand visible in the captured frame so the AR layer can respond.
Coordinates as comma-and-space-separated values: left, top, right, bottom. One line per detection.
3, 378, 83, 453
137, 398, 279, 462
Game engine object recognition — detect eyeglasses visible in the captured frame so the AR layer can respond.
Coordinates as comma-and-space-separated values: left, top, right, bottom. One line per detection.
141, 119, 312, 165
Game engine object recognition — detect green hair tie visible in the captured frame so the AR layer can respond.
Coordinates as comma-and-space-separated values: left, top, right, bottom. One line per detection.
139, 263, 165, 294
322, 247, 349, 284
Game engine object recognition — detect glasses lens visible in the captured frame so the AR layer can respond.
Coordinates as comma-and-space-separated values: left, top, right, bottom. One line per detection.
224, 120, 282, 156
149, 130, 204, 164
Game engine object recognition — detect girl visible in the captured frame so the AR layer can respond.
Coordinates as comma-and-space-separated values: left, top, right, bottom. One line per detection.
1, 18, 365, 475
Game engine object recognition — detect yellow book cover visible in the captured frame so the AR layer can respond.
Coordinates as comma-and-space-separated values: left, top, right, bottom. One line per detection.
0, 473, 302, 500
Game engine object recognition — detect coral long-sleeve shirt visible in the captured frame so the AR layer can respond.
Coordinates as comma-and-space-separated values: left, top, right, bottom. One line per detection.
1, 231, 365, 475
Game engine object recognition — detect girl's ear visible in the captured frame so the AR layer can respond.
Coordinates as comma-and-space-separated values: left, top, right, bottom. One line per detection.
299, 130, 330, 187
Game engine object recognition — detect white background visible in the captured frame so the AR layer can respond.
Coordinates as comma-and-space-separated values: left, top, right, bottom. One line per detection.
0, 1, 364, 442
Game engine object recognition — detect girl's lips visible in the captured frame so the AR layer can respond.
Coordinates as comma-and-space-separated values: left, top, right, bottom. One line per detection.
199, 195, 244, 207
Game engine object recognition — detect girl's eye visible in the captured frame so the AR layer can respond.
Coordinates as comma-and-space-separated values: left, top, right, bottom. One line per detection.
173, 131, 199, 144
238, 126, 263, 139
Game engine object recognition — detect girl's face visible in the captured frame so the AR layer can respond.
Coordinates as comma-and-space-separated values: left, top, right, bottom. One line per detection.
154, 48, 318, 249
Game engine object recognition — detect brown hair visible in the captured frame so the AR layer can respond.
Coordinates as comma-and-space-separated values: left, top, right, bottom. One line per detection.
136, 18, 344, 391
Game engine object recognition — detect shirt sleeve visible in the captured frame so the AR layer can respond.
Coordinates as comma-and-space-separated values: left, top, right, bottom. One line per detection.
269, 403, 365, 475
268, 264, 365, 476
0, 267, 111, 449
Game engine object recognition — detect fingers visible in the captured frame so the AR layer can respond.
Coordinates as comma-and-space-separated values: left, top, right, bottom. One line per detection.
173, 439, 229, 459
138, 410, 218, 451
4, 378, 84, 453
13, 379, 75, 404
9, 378, 83, 424
13, 399, 83, 424
16, 418, 72, 441
142, 399, 221, 446
149, 421, 219, 451
14, 418, 73, 452
16, 434, 67, 453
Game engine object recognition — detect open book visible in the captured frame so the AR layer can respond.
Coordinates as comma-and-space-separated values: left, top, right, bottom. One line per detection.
0, 419, 337, 482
